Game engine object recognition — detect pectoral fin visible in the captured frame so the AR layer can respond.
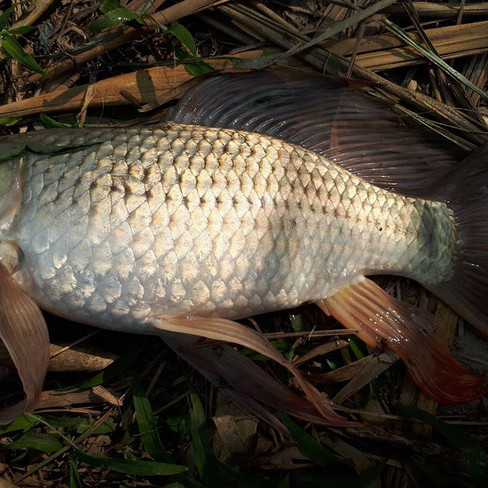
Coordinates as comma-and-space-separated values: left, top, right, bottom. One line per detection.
0, 263, 50, 423
152, 316, 352, 426
317, 278, 487, 404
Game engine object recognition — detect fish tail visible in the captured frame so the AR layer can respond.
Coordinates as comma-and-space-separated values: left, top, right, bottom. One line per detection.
428, 145, 488, 337
424, 190, 488, 337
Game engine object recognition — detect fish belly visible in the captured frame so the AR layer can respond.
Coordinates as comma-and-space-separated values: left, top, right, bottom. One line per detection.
4, 124, 455, 332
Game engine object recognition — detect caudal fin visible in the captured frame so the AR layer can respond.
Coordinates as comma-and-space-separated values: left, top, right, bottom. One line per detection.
428, 143, 488, 338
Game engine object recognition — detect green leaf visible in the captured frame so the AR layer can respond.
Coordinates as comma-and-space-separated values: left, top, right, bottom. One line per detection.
1, 33, 45, 75
0, 6, 14, 31
282, 415, 345, 468
40, 113, 75, 128
75, 448, 187, 475
0, 116, 22, 126
0, 414, 40, 435
8, 26, 36, 35
184, 60, 214, 77
76, 338, 146, 389
168, 23, 196, 55
69, 455, 83, 488
26, 142, 97, 155
348, 337, 366, 360
8, 432, 63, 453
0, 137, 99, 163
133, 382, 169, 462
88, 7, 144, 33
100, 0, 125, 13
189, 393, 207, 478
289, 313, 304, 332
0, 141, 26, 162
41, 415, 116, 435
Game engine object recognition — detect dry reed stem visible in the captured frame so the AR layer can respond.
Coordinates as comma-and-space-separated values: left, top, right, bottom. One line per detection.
0, 52, 259, 118
325, 20, 488, 71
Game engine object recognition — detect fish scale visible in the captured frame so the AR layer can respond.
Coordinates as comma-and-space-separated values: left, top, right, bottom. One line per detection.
1, 123, 455, 332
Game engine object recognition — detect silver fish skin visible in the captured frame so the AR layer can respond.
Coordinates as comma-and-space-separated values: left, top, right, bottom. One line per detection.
0, 123, 455, 333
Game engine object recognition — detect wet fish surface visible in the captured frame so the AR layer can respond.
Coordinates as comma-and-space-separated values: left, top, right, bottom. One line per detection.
0, 73, 487, 424
1, 124, 454, 326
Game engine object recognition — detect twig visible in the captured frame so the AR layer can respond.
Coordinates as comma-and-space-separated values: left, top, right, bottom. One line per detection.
27, 0, 223, 84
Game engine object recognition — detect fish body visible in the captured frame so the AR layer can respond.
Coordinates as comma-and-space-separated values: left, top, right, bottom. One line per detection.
1, 73, 487, 424
1, 123, 454, 330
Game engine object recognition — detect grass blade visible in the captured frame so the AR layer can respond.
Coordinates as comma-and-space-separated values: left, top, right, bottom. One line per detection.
40, 114, 75, 128
75, 448, 187, 475
287, 0, 396, 55
8, 432, 63, 453
133, 382, 168, 461
384, 19, 488, 102
282, 415, 346, 468
1, 33, 45, 75
0, 6, 14, 30
69, 455, 83, 488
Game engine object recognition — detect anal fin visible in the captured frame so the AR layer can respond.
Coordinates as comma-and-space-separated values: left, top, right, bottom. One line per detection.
152, 316, 352, 426
0, 263, 50, 423
317, 278, 488, 405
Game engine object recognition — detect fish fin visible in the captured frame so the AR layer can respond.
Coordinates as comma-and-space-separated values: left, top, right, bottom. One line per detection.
317, 278, 487, 405
0, 263, 50, 424
152, 316, 352, 426
448, 143, 488, 201
427, 167, 488, 336
168, 71, 462, 198
161, 331, 324, 428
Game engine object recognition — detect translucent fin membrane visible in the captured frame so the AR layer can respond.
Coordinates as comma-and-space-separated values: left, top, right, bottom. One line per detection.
318, 278, 487, 404
431, 180, 488, 338
162, 332, 327, 427
154, 317, 352, 426
167, 72, 463, 199
0, 263, 50, 423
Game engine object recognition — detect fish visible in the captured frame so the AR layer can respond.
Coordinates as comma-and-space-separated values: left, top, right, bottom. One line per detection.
0, 72, 487, 425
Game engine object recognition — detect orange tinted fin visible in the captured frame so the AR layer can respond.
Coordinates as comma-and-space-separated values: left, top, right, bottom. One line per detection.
317, 278, 487, 405
168, 72, 462, 198
153, 317, 352, 426
0, 263, 50, 424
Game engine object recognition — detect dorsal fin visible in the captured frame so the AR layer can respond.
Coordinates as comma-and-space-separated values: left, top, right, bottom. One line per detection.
167, 72, 463, 199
